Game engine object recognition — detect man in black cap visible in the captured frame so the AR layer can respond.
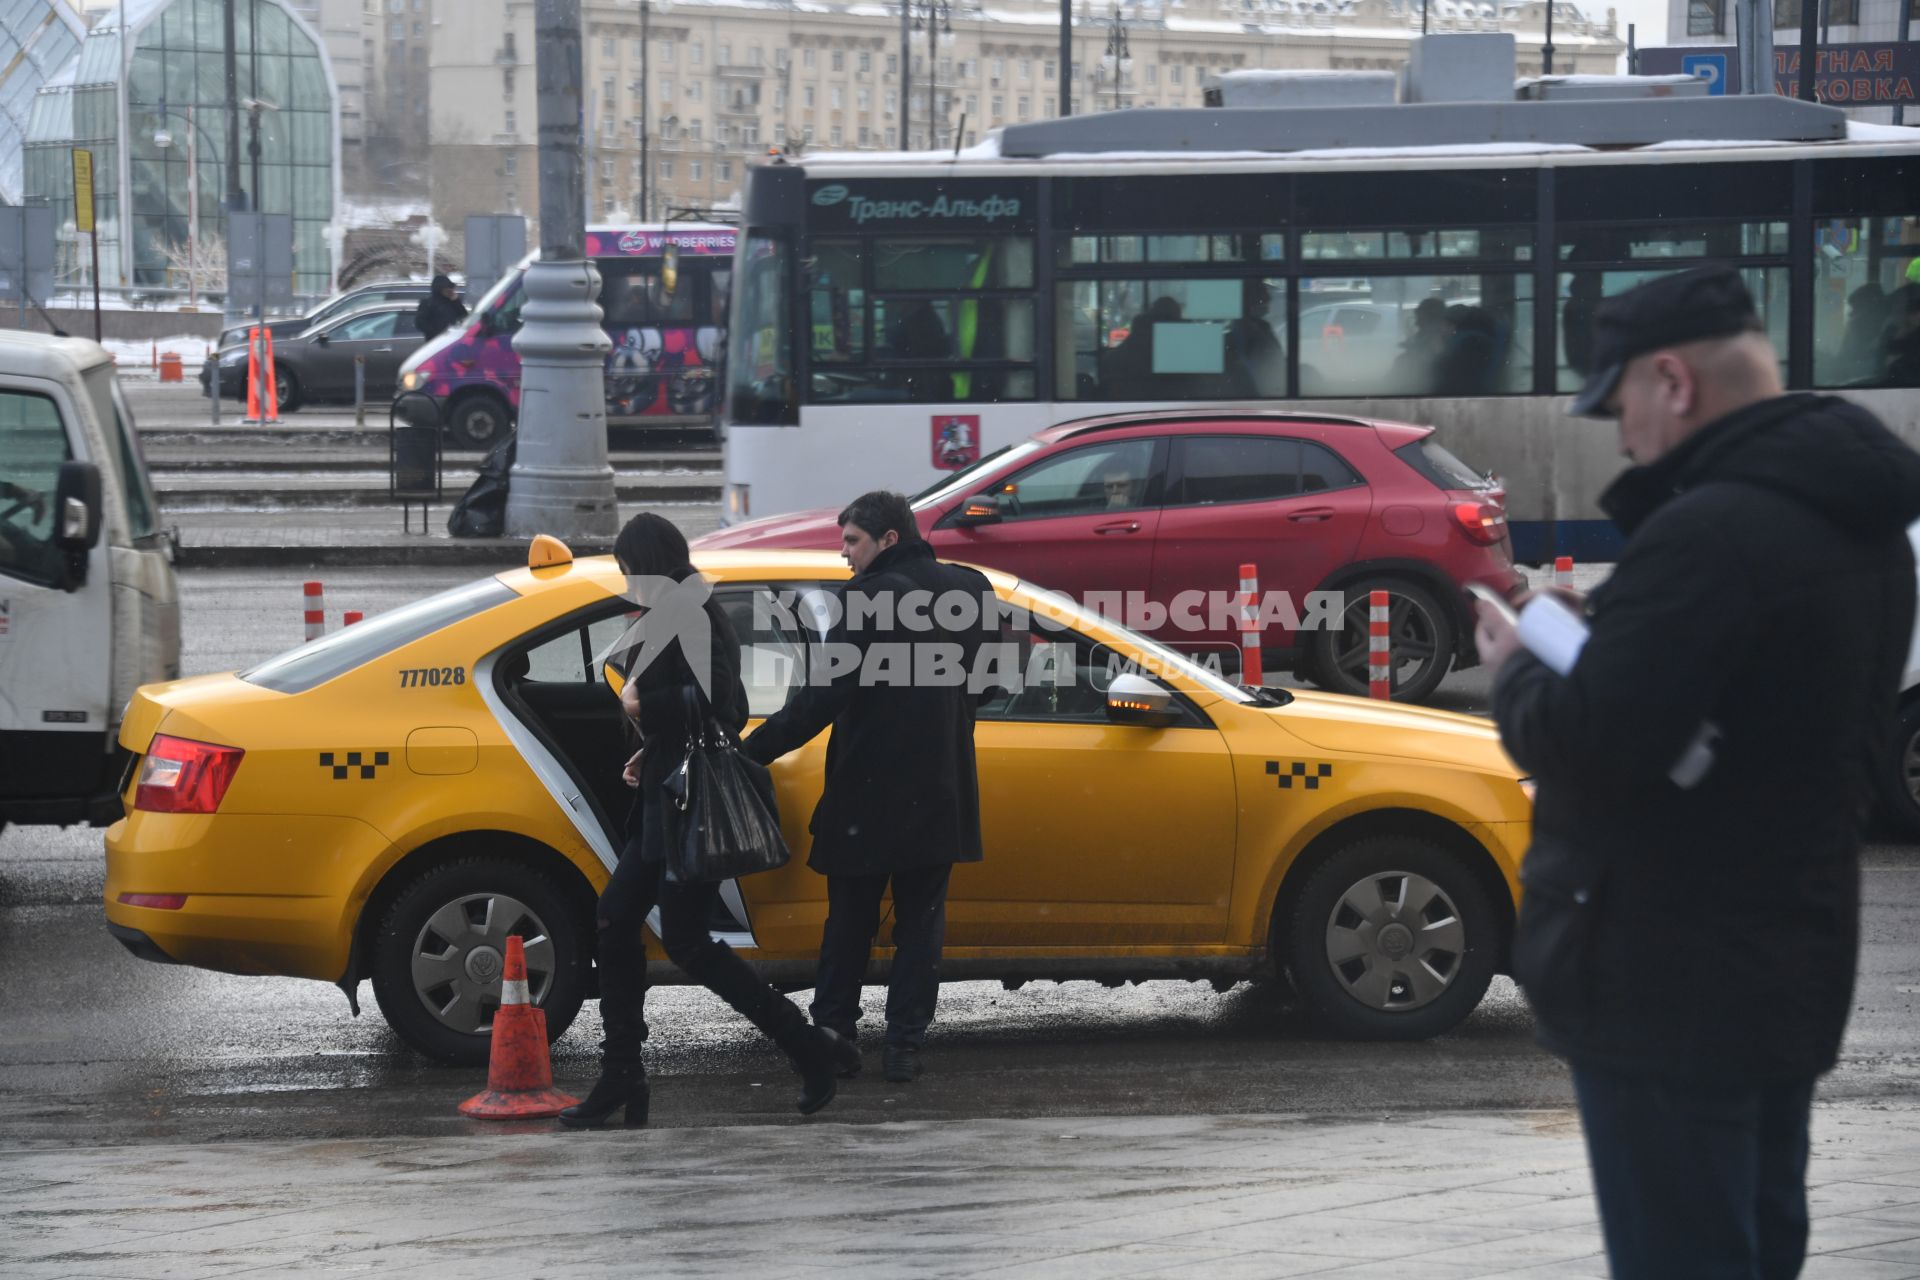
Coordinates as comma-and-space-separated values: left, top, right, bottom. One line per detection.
414, 274, 468, 341
1475, 264, 1920, 1277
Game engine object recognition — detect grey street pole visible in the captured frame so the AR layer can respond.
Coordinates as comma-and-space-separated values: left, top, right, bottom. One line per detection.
901, 0, 913, 146
1542, 0, 1555, 76
639, 0, 650, 220
1797, 0, 1819, 99
223, 0, 245, 325
506, 0, 619, 541
1898, 0, 1911, 124
1060, 0, 1072, 116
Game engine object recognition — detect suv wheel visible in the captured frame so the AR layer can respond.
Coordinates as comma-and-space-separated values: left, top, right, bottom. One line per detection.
1305, 577, 1455, 704
369, 855, 590, 1065
1283, 834, 1498, 1040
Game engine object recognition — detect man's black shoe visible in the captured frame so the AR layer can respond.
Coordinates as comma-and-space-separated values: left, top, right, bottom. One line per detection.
830, 1033, 863, 1079
882, 1044, 922, 1083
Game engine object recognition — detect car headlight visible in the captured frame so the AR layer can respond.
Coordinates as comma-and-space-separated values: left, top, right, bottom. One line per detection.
400, 370, 425, 392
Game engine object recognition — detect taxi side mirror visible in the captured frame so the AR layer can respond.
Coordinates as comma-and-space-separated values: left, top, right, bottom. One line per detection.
1105, 672, 1178, 728
954, 494, 1002, 526
314, 332, 331, 346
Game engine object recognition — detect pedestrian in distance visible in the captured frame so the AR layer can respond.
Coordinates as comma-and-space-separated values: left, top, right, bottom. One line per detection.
744, 491, 997, 1084
414, 274, 468, 341
1474, 265, 1920, 1278
559, 513, 854, 1129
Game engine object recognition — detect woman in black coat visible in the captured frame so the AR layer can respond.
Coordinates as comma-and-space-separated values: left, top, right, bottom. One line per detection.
559, 514, 852, 1128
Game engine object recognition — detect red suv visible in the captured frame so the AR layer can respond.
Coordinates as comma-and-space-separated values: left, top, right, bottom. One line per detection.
695, 411, 1522, 702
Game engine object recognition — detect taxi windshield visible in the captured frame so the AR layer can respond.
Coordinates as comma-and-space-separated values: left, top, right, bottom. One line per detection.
1014, 582, 1252, 704
241, 578, 516, 693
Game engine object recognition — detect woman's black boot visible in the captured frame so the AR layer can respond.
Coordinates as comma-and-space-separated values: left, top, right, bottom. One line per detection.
780, 1025, 849, 1116
559, 1064, 650, 1129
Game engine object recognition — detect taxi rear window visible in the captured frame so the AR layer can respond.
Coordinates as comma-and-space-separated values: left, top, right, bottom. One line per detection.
241, 578, 515, 693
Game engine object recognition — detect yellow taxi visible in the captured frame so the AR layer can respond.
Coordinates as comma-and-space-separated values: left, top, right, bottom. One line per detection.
104, 540, 1532, 1064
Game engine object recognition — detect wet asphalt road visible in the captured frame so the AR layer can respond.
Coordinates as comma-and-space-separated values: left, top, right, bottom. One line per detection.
4, 568, 1918, 1148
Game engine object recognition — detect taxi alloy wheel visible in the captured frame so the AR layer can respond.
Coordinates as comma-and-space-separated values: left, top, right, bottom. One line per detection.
1285, 834, 1498, 1040
371, 856, 589, 1065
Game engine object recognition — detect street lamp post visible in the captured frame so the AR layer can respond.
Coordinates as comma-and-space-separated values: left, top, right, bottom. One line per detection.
505, 0, 619, 540
640, 0, 651, 221
1100, 1, 1130, 111
915, 0, 954, 148
152, 103, 218, 306
900, 0, 913, 147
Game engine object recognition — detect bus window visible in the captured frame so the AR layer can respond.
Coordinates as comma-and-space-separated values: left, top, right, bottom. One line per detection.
1557, 267, 1787, 394
807, 240, 867, 364
600, 262, 696, 326
1058, 277, 1287, 402
728, 231, 796, 426
1298, 273, 1533, 399
1812, 215, 1920, 388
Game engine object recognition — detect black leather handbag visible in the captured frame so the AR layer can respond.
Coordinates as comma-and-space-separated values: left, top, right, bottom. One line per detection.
661, 687, 790, 883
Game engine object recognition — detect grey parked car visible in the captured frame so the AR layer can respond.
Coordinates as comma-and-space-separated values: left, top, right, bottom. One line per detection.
215, 280, 434, 352
203, 302, 427, 412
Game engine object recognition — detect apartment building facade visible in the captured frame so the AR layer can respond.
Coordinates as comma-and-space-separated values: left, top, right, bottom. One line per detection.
428, 0, 1625, 230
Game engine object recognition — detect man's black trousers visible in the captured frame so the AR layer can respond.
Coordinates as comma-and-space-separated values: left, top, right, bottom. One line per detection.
809, 865, 953, 1049
1572, 1060, 1816, 1279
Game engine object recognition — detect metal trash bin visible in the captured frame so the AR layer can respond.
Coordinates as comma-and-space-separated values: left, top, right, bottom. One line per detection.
390, 392, 443, 533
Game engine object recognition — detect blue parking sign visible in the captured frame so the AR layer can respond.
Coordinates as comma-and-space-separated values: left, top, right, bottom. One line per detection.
1682, 53, 1730, 95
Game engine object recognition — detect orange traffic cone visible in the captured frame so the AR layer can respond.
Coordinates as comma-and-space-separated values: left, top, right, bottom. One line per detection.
261, 328, 280, 423
457, 935, 578, 1119
244, 328, 263, 423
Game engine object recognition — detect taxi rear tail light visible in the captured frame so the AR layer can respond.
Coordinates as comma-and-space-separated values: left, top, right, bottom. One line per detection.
134, 736, 245, 814
1449, 499, 1508, 546
117, 893, 187, 910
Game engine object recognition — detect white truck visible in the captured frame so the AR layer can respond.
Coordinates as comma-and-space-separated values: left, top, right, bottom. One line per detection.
0, 331, 179, 835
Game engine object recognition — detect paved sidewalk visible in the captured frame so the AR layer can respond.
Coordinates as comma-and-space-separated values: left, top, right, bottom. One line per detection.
166, 503, 724, 568
4, 1105, 1919, 1279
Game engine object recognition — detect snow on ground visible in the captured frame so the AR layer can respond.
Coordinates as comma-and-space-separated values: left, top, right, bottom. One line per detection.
98, 335, 210, 374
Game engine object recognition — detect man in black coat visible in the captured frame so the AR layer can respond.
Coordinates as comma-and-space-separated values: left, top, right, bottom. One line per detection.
1476, 266, 1920, 1278
414, 274, 467, 340
744, 491, 995, 1083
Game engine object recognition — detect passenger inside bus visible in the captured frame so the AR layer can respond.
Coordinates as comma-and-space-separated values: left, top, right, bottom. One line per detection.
1106, 296, 1184, 399
887, 299, 953, 402
1885, 285, 1920, 387
1223, 281, 1285, 398
1387, 297, 1450, 393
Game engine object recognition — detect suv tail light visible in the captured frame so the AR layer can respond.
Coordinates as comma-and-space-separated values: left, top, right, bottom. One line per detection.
134, 736, 245, 814
1450, 499, 1508, 546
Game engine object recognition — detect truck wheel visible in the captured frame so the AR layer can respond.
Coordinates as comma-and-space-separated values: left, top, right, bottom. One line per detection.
1282, 834, 1498, 1040
370, 855, 590, 1065
1304, 577, 1455, 704
448, 395, 511, 449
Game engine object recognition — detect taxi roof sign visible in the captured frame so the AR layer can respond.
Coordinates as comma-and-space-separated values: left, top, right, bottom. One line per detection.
527, 534, 573, 570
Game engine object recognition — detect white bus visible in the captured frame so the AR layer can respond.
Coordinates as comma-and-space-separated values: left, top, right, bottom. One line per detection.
720, 87, 1920, 563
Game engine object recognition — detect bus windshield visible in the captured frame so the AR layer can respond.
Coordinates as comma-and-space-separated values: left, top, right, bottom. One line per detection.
728, 231, 795, 425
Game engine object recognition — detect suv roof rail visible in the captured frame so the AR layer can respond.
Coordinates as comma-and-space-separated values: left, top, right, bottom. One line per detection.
1051, 409, 1383, 437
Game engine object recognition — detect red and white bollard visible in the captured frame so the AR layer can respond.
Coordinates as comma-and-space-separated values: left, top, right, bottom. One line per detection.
1554, 555, 1575, 591
1368, 589, 1392, 700
343, 611, 364, 626
1238, 562, 1263, 686
303, 581, 326, 641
